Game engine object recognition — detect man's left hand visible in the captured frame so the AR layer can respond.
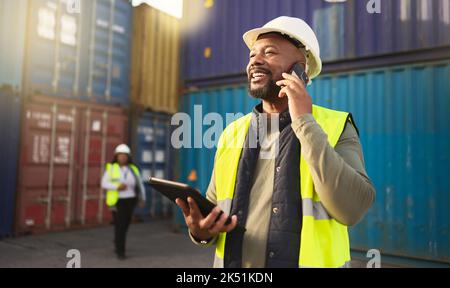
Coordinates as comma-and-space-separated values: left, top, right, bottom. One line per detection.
276, 72, 312, 121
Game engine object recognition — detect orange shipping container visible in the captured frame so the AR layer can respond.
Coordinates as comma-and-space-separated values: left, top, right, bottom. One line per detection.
130, 4, 180, 113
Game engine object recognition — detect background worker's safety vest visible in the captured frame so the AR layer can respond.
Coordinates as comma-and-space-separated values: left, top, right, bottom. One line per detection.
214, 105, 352, 268
105, 163, 140, 207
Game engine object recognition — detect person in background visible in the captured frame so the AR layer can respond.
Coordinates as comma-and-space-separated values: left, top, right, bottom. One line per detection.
101, 144, 146, 260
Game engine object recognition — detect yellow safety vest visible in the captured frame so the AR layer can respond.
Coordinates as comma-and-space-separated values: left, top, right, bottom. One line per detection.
105, 163, 140, 207
214, 105, 352, 268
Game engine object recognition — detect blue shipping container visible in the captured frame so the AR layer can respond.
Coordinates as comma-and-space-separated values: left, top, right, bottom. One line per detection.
181, 0, 450, 82
133, 111, 175, 220
309, 61, 450, 264
22, 0, 132, 104
0, 0, 27, 90
85, 0, 132, 104
175, 60, 450, 264
0, 91, 22, 238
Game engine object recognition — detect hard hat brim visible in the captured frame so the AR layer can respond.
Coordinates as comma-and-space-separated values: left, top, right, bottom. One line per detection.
242, 27, 322, 79
243, 27, 298, 50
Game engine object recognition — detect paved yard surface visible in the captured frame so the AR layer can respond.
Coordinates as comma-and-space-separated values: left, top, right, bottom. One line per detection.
0, 220, 214, 268
0, 220, 405, 268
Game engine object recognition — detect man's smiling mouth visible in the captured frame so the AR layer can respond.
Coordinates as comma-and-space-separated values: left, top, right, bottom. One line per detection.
250, 69, 271, 83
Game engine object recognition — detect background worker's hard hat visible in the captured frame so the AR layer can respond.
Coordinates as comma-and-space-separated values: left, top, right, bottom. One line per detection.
243, 16, 322, 80
115, 144, 131, 155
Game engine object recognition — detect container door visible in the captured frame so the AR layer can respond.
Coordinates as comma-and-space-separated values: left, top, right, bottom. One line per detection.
75, 105, 128, 225
25, 0, 83, 98
133, 112, 174, 220
86, 0, 131, 105
16, 100, 78, 234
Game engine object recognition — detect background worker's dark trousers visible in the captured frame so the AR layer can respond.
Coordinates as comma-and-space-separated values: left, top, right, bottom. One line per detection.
113, 197, 137, 257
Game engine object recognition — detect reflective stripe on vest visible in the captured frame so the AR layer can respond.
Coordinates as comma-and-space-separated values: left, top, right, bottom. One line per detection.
214, 105, 351, 268
105, 163, 140, 207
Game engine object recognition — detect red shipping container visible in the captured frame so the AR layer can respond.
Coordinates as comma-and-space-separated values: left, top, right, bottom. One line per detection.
15, 95, 128, 235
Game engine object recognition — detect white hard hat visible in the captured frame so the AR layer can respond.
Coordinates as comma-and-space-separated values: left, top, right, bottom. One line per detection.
243, 16, 322, 80
114, 144, 131, 155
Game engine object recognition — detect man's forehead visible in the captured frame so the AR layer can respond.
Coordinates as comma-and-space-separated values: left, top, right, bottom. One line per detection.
250, 33, 286, 50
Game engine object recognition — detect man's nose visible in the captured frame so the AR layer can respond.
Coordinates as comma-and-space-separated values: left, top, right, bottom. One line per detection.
249, 53, 265, 66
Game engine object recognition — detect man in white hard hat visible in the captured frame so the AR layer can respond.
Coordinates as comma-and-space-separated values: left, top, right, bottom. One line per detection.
101, 144, 146, 260
176, 17, 375, 268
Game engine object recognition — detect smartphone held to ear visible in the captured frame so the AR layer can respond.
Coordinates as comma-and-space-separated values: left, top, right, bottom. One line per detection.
290, 63, 309, 86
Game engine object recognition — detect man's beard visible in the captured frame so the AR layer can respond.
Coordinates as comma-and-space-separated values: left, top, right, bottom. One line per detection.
248, 74, 281, 101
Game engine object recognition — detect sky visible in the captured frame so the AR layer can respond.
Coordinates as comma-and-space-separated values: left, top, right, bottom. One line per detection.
131, 0, 183, 18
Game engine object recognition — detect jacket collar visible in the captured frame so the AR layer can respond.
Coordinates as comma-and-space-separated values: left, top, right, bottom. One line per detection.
252, 102, 292, 131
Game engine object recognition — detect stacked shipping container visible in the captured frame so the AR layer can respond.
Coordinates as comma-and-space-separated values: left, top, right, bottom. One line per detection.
0, 0, 27, 91
22, 0, 132, 104
0, 0, 133, 235
0, 91, 22, 238
177, 0, 450, 265
131, 109, 174, 220
311, 61, 450, 264
0, 0, 27, 238
181, 0, 450, 86
129, 4, 181, 219
1, 0, 183, 234
130, 4, 180, 113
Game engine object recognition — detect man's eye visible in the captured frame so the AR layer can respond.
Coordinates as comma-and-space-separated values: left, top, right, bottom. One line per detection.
250, 54, 255, 58
265, 51, 275, 55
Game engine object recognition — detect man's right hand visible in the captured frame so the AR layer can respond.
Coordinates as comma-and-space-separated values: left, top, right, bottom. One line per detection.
175, 197, 238, 242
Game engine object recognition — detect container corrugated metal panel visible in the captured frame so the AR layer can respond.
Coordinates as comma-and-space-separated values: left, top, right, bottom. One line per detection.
181, 0, 450, 82
15, 95, 128, 235
0, 91, 22, 238
308, 60, 450, 264
130, 4, 180, 113
85, 0, 132, 104
74, 102, 129, 226
22, 0, 132, 104
313, 4, 345, 62
174, 86, 259, 228
175, 60, 450, 263
0, 0, 27, 90
131, 109, 175, 220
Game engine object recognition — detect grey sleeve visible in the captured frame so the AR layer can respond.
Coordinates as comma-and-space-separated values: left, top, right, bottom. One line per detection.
138, 176, 146, 201
292, 114, 376, 226
101, 170, 118, 191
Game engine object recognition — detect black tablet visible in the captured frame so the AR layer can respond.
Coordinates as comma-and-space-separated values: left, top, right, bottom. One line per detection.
148, 177, 245, 233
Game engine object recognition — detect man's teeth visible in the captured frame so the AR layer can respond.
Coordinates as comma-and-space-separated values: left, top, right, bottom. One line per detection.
253, 73, 266, 78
